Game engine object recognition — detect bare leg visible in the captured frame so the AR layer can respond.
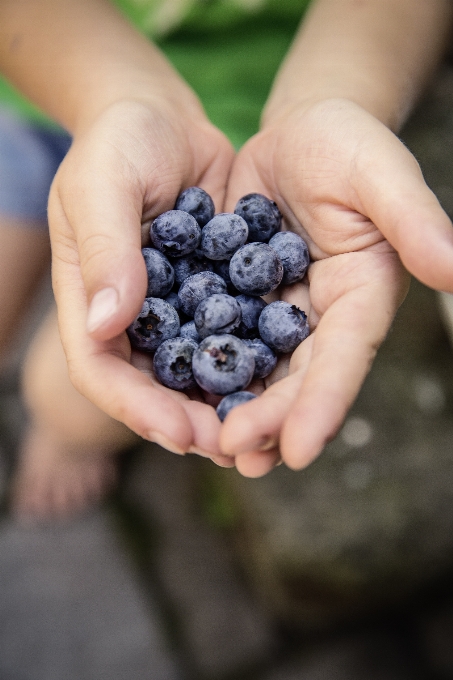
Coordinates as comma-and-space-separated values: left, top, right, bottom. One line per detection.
0, 219, 138, 521
12, 305, 140, 521
0, 218, 51, 364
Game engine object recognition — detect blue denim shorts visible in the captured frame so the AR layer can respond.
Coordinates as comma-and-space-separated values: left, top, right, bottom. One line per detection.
0, 108, 71, 224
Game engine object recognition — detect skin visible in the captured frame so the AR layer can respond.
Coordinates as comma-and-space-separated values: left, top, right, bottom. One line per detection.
0, 0, 452, 485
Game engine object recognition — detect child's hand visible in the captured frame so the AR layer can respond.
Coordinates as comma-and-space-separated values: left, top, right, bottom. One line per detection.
220, 98, 453, 476
48, 97, 235, 464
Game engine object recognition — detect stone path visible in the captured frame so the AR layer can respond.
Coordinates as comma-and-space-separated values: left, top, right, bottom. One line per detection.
0, 511, 182, 680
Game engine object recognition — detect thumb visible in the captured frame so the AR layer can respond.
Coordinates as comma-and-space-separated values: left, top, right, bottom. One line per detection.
49, 158, 148, 342
355, 128, 453, 292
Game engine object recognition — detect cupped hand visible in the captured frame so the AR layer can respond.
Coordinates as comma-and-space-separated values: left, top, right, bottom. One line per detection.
220, 98, 453, 476
48, 97, 235, 463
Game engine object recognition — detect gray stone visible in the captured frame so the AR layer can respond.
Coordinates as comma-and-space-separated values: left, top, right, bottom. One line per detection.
262, 634, 414, 680
124, 446, 276, 677
419, 603, 453, 676
0, 510, 182, 680
212, 280, 453, 629
0, 445, 7, 507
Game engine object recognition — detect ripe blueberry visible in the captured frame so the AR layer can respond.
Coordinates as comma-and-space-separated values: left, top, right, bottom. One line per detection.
268, 231, 310, 285
142, 247, 175, 298
243, 338, 277, 379
127, 297, 180, 352
229, 243, 283, 296
194, 293, 242, 339
216, 391, 257, 422
178, 271, 227, 317
200, 213, 248, 260
153, 337, 198, 390
150, 210, 201, 258
192, 334, 255, 395
234, 193, 281, 242
175, 187, 215, 227
235, 294, 267, 339
179, 320, 201, 343
258, 301, 309, 353
171, 252, 214, 286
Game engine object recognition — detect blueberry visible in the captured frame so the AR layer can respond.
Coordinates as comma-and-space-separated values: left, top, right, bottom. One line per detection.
127, 297, 180, 352
229, 243, 283, 296
234, 193, 281, 242
192, 334, 255, 395
243, 338, 277, 379
171, 252, 214, 286
174, 187, 215, 227
141, 247, 175, 298
150, 210, 201, 258
194, 293, 242, 339
268, 232, 310, 285
216, 391, 257, 422
177, 271, 227, 317
153, 337, 198, 390
258, 301, 309, 353
235, 294, 267, 339
213, 259, 239, 295
200, 213, 248, 260
163, 291, 181, 313
179, 320, 201, 343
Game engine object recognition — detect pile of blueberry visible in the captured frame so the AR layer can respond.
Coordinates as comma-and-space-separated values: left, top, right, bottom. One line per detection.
127, 187, 310, 421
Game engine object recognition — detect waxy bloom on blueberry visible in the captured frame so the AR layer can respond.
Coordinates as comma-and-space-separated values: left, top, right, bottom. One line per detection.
235, 294, 267, 339
179, 320, 201, 343
142, 247, 175, 298
153, 337, 198, 390
200, 213, 248, 260
127, 297, 180, 352
178, 271, 227, 317
229, 243, 283, 296
234, 193, 281, 242
175, 186, 215, 227
192, 334, 255, 395
258, 301, 309, 353
268, 231, 310, 285
243, 338, 277, 379
194, 293, 242, 339
150, 210, 201, 258
216, 391, 257, 422
171, 252, 214, 286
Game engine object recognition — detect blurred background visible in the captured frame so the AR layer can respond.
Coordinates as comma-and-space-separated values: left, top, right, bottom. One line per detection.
2, 31, 453, 680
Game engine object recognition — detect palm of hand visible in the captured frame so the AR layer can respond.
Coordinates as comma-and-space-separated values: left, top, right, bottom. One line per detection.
50, 99, 235, 464
219, 100, 412, 476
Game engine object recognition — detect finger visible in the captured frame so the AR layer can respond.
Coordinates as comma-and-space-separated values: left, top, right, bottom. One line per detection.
353, 120, 453, 292
210, 454, 237, 468
219, 365, 309, 456
183, 400, 222, 458
280, 253, 407, 469
235, 449, 281, 478
52, 244, 195, 452
49, 148, 149, 342
131, 351, 223, 457
223, 141, 271, 212
73, 344, 194, 453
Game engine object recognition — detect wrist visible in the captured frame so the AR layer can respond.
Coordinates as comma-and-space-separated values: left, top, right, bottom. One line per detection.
261, 0, 453, 134
70, 71, 206, 138
261, 91, 402, 134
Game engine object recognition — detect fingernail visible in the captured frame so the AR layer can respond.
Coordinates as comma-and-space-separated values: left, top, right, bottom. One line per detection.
86, 287, 119, 333
147, 431, 186, 455
256, 436, 278, 452
211, 456, 236, 468
188, 445, 213, 458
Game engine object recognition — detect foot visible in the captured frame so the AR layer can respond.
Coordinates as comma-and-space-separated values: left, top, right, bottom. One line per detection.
10, 426, 118, 523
